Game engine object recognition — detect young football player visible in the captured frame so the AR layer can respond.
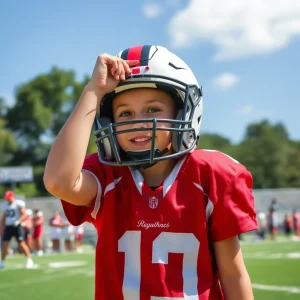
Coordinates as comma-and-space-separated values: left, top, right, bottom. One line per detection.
44, 45, 257, 299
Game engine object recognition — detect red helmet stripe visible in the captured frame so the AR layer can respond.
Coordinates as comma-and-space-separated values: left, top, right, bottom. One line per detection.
121, 45, 152, 67
127, 45, 143, 66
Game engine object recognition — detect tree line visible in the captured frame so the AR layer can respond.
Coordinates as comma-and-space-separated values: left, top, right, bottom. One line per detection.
0, 67, 299, 197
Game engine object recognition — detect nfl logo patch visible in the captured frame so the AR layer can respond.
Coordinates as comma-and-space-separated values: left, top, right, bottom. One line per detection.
149, 196, 158, 209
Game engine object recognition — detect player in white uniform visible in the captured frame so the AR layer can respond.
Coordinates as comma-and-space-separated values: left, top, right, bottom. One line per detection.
0, 190, 34, 269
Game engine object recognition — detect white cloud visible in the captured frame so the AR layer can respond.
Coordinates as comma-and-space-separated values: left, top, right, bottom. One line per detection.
142, 0, 184, 18
142, 2, 164, 19
213, 73, 240, 90
168, 0, 300, 60
239, 105, 254, 116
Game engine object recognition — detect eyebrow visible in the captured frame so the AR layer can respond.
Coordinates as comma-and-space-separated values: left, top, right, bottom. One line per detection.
114, 99, 164, 110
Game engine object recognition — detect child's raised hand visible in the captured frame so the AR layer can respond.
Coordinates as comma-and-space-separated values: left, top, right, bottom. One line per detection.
88, 53, 139, 94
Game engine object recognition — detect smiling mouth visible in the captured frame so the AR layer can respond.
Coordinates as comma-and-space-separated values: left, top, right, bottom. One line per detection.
131, 137, 152, 142
130, 136, 154, 146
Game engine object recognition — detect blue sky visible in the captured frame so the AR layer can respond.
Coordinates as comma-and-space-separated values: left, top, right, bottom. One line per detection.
1, 0, 299, 143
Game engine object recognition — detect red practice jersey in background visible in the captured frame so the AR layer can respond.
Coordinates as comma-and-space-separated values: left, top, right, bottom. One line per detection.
62, 150, 257, 300
33, 214, 44, 238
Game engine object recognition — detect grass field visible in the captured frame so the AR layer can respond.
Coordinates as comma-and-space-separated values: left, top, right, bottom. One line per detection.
0, 239, 300, 300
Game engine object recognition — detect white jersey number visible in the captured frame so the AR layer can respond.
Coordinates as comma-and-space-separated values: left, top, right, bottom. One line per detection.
118, 231, 200, 300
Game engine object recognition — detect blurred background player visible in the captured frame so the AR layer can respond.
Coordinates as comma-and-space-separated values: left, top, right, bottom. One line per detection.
292, 209, 300, 238
267, 198, 279, 240
0, 190, 34, 269
256, 211, 267, 240
49, 211, 63, 253
74, 224, 85, 253
33, 209, 44, 256
283, 213, 293, 238
62, 216, 74, 252
22, 208, 33, 252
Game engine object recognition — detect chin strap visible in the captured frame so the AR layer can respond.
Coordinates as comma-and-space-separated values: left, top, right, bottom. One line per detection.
126, 148, 169, 170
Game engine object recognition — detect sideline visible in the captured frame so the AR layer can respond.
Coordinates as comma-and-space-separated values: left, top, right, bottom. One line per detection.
252, 283, 300, 294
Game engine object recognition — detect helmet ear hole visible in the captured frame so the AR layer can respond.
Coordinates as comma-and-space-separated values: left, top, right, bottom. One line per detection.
172, 109, 183, 152
172, 108, 197, 152
95, 117, 116, 160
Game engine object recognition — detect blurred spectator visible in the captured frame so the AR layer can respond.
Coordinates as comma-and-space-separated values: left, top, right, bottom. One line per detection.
49, 211, 63, 253
270, 198, 279, 212
22, 209, 33, 252
74, 224, 85, 253
62, 216, 74, 252
256, 212, 267, 240
33, 209, 44, 256
292, 209, 300, 237
283, 213, 293, 237
267, 207, 279, 240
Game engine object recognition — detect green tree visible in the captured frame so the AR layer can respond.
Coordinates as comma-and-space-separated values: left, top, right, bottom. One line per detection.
7, 67, 76, 145
198, 133, 231, 150
0, 97, 18, 166
236, 120, 290, 188
285, 141, 300, 187
5, 68, 77, 195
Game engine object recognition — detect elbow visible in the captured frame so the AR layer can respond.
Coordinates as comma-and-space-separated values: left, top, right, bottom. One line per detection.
43, 174, 65, 198
43, 174, 56, 194
43, 172, 79, 200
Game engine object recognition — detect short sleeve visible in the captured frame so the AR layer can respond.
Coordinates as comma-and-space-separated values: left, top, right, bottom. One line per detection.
17, 200, 26, 208
60, 154, 104, 226
209, 170, 257, 242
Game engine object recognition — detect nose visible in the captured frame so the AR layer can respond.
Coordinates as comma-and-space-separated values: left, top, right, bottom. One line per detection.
132, 121, 149, 129
131, 112, 152, 129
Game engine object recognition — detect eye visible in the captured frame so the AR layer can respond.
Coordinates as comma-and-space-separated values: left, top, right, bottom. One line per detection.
119, 111, 131, 117
148, 107, 161, 113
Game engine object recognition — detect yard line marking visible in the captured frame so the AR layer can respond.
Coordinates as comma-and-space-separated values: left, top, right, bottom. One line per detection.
48, 261, 87, 268
252, 283, 300, 294
2, 263, 40, 270
242, 238, 300, 245
244, 252, 300, 259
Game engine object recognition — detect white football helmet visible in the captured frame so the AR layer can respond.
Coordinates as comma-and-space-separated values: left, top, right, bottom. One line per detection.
94, 45, 203, 169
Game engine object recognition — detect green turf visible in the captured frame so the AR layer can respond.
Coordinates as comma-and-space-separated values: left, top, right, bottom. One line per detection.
0, 239, 299, 299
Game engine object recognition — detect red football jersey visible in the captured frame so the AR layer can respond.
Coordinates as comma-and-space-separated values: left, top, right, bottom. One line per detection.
33, 215, 44, 237
61, 150, 257, 300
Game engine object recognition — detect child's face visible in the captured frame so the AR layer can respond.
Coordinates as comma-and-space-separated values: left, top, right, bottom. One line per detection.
112, 88, 177, 153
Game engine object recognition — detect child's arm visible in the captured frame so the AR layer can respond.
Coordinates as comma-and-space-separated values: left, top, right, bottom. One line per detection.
43, 54, 138, 207
214, 236, 254, 300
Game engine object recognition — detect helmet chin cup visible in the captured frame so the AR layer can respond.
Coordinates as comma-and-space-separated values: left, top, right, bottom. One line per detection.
126, 148, 169, 169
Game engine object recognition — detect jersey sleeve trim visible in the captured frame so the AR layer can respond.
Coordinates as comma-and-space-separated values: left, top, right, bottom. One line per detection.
193, 182, 214, 221
82, 169, 102, 219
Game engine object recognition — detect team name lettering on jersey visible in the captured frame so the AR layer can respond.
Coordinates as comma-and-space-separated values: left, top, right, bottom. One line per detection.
136, 220, 170, 230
